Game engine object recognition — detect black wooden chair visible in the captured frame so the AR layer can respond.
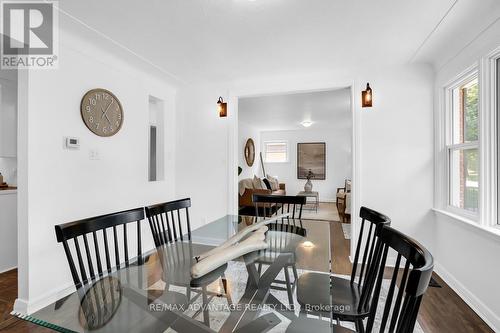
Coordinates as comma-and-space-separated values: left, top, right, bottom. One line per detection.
145, 198, 192, 247
296, 206, 391, 331
55, 208, 146, 288
287, 225, 434, 333
55, 207, 189, 326
145, 198, 231, 326
252, 194, 307, 307
252, 194, 306, 220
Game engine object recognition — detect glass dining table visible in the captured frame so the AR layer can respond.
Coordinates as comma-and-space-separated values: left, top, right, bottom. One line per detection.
16, 215, 334, 333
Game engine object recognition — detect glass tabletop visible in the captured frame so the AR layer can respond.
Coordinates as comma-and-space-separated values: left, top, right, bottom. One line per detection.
18, 215, 333, 333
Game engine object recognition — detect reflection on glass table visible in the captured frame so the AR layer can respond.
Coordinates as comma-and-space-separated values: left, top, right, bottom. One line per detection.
16, 215, 332, 333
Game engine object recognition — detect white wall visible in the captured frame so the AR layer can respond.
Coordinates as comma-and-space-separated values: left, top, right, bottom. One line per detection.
0, 70, 18, 185
175, 83, 230, 231
226, 65, 435, 256
0, 76, 17, 159
261, 128, 351, 201
174, 64, 435, 267
0, 192, 16, 273
433, 19, 500, 331
16, 19, 178, 313
238, 122, 261, 179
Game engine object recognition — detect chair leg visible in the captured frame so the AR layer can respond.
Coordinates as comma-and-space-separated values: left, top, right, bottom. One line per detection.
221, 275, 233, 306
201, 285, 210, 326
292, 265, 298, 282
284, 267, 294, 307
355, 318, 365, 333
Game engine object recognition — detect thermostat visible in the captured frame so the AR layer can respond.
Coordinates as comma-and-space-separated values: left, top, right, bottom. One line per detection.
65, 137, 80, 149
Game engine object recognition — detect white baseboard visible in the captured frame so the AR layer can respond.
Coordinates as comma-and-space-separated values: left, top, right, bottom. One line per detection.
434, 262, 499, 332
12, 282, 75, 315
191, 236, 226, 246
0, 266, 17, 274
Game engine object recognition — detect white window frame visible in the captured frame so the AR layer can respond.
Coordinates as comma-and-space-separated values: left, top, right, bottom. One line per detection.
435, 45, 500, 233
443, 68, 480, 221
263, 140, 289, 163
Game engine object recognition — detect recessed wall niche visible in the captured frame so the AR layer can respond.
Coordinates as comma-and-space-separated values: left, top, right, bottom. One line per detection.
149, 95, 165, 181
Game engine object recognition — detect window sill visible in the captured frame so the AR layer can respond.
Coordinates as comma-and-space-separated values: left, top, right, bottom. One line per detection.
433, 208, 500, 241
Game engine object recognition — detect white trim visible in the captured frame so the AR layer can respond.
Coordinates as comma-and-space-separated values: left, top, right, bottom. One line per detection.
13, 282, 75, 315
433, 208, 500, 242
437, 47, 500, 227
440, 65, 480, 220
191, 236, 227, 246
434, 262, 500, 332
0, 266, 17, 274
481, 46, 500, 226
228, 80, 360, 263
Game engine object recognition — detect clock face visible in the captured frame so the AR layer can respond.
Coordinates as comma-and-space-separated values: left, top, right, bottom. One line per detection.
81, 89, 123, 137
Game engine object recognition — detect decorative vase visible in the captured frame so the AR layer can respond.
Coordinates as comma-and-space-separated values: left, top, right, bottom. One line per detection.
304, 179, 313, 192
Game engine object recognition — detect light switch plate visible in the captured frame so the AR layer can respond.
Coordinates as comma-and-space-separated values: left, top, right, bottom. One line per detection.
89, 149, 100, 160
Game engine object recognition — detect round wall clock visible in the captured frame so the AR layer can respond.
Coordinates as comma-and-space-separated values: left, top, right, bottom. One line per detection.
81, 88, 123, 137
244, 138, 255, 167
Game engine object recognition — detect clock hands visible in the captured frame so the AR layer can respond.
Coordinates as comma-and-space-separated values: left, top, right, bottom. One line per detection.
100, 99, 113, 125
100, 106, 112, 125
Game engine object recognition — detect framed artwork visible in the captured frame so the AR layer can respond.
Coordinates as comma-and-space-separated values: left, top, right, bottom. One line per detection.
297, 142, 326, 180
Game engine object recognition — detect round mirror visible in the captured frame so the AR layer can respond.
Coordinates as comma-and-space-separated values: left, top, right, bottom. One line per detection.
244, 138, 255, 167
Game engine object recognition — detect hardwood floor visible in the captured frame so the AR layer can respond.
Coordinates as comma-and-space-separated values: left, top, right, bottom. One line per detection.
0, 219, 494, 332
0, 269, 51, 332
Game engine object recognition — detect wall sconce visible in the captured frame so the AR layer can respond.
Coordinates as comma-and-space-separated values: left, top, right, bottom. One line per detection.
217, 96, 227, 117
362, 83, 373, 108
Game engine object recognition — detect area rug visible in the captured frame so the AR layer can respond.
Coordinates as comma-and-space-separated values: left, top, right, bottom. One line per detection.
341, 223, 351, 240
300, 202, 340, 221
151, 262, 424, 333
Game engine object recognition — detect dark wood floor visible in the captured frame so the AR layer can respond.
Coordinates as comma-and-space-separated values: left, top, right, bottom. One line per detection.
0, 221, 494, 332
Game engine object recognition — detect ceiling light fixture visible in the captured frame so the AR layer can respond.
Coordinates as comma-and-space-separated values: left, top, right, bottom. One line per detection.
362, 83, 373, 108
217, 96, 227, 117
301, 121, 313, 128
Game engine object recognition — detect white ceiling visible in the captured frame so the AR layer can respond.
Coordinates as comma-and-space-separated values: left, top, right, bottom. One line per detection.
57, 0, 500, 83
411, 0, 500, 69
239, 88, 351, 131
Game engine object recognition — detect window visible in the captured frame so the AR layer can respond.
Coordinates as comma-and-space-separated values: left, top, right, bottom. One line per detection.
446, 74, 479, 214
437, 46, 500, 231
264, 141, 288, 163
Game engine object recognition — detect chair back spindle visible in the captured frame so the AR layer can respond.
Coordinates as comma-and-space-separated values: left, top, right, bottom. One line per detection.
351, 206, 391, 300
252, 194, 307, 220
364, 226, 434, 333
55, 208, 145, 289
145, 198, 192, 247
